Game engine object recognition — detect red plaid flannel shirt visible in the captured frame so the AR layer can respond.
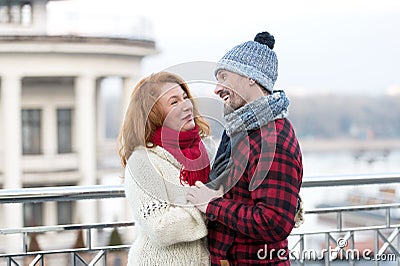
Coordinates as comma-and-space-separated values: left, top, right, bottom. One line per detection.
206, 118, 303, 266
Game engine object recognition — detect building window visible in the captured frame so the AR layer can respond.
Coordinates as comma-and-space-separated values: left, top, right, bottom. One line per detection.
10, 4, 20, 23
22, 109, 42, 155
57, 201, 73, 225
21, 2, 32, 25
0, 6, 9, 23
23, 202, 44, 227
57, 108, 72, 153
0, 1, 31, 24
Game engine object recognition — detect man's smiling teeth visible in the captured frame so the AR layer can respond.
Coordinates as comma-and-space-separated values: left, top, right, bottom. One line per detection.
220, 91, 230, 101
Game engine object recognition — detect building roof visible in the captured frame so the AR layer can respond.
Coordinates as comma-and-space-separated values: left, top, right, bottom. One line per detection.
0, 34, 158, 57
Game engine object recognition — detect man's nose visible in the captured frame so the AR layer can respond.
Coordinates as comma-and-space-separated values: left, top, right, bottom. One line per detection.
214, 83, 224, 96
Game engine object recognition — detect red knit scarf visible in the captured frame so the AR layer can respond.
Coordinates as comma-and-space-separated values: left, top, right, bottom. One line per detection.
152, 125, 210, 186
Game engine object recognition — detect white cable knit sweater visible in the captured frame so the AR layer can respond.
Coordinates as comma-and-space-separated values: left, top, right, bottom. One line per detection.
124, 137, 215, 266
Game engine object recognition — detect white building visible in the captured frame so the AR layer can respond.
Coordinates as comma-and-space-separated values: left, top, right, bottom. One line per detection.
0, 0, 156, 252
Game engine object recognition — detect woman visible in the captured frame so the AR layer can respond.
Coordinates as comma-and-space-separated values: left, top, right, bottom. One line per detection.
118, 72, 214, 265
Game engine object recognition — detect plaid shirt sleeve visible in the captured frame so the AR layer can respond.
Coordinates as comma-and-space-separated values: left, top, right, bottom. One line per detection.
206, 119, 303, 243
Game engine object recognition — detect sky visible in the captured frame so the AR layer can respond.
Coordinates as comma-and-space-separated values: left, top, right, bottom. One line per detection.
47, 0, 400, 96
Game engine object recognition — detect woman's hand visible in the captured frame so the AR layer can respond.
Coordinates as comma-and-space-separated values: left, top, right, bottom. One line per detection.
186, 181, 224, 213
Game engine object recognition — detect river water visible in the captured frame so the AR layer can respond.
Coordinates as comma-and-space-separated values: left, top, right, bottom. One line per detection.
303, 149, 400, 178
301, 149, 400, 209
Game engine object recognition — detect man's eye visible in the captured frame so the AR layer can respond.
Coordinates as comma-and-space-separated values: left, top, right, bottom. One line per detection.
171, 101, 178, 105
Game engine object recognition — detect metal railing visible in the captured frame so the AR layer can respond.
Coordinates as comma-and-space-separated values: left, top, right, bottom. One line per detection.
0, 221, 134, 266
1, 173, 400, 265
0, 185, 125, 204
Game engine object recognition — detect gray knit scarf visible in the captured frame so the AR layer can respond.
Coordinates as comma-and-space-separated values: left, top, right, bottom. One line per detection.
224, 90, 289, 137
208, 90, 290, 190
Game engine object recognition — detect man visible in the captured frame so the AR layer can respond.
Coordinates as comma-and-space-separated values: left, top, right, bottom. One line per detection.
187, 31, 303, 265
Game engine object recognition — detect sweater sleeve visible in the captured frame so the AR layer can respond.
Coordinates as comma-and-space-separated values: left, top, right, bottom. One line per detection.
125, 150, 208, 247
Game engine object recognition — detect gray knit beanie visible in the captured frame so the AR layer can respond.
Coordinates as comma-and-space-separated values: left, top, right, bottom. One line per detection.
214, 31, 278, 93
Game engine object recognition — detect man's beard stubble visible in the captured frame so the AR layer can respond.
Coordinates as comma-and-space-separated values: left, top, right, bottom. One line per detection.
223, 92, 247, 116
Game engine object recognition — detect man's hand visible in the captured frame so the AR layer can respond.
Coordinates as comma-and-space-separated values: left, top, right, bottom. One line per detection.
186, 181, 224, 213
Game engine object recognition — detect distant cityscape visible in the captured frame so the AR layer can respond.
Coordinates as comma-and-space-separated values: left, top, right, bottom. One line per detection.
289, 94, 400, 140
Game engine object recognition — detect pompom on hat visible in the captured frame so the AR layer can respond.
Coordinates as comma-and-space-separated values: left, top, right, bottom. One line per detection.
214, 31, 278, 94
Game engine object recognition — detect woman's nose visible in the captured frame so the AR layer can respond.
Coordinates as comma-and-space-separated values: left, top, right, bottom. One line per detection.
181, 98, 193, 111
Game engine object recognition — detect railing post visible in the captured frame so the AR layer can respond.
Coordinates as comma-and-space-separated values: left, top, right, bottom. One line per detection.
300, 234, 304, 266
349, 231, 355, 266
325, 233, 330, 266
375, 230, 379, 266
23, 232, 28, 253
337, 211, 343, 231
86, 228, 92, 250
397, 234, 400, 266
385, 207, 391, 227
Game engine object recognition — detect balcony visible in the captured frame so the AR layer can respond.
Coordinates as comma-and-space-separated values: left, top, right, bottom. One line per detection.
1, 173, 400, 265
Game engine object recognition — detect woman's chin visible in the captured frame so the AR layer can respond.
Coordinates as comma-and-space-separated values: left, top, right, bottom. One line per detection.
181, 121, 196, 132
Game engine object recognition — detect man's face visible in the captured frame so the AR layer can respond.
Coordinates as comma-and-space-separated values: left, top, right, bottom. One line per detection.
215, 70, 250, 115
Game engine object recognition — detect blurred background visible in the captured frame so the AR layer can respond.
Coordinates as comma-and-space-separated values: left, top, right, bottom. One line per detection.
1, 0, 400, 263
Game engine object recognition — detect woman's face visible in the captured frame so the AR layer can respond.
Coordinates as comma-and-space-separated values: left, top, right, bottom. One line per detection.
157, 82, 195, 132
